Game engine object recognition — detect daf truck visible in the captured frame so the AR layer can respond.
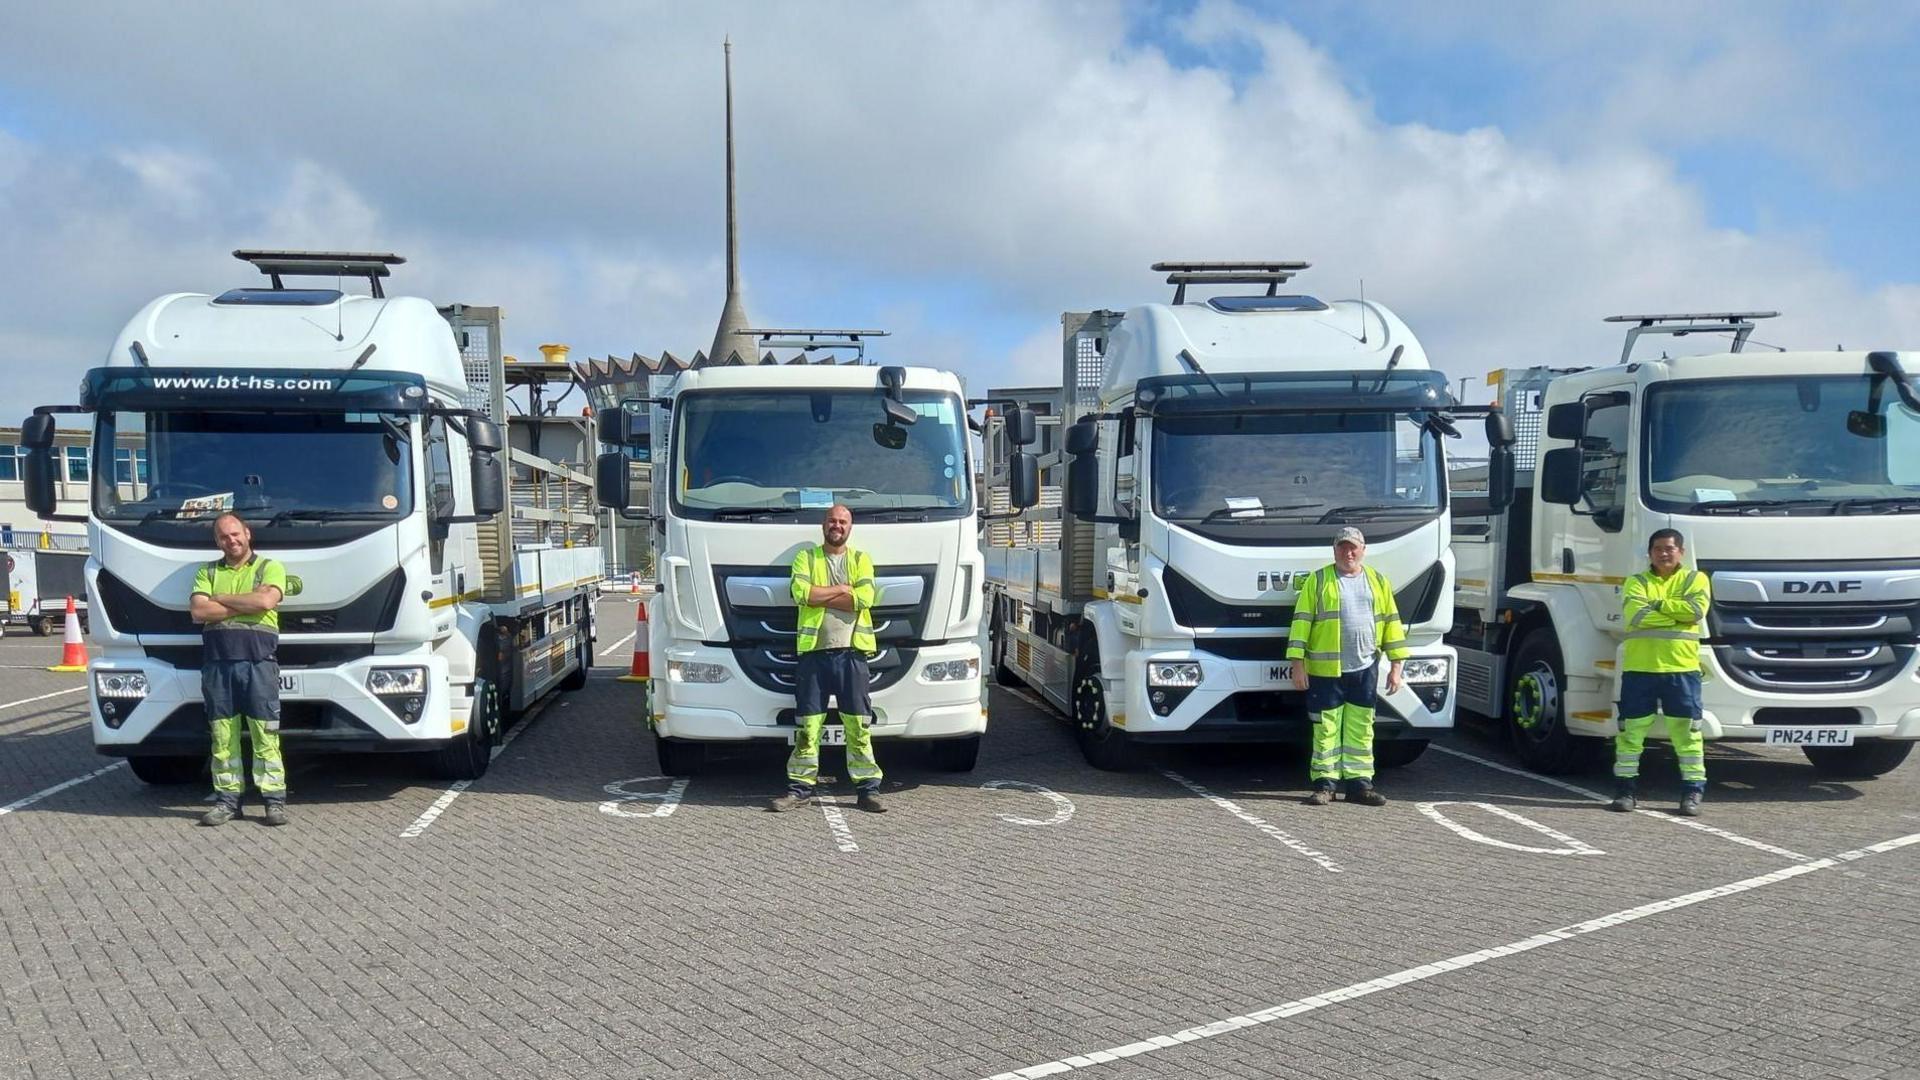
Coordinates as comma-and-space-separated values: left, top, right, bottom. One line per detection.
596, 331, 1032, 774
1449, 312, 1920, 778
983, 262, 1513, 769
19, 250, 601, 783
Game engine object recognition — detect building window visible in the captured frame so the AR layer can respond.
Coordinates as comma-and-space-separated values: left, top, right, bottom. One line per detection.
115, 447, 133, 484
0, 445, 20, 482
65, 445, 89, 483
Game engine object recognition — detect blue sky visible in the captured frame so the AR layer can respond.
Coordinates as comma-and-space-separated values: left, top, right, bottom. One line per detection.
1, 2, 1916, 413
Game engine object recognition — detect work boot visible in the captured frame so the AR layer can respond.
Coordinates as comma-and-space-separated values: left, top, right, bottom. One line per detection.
1347, 785, 1387, 807
856, 791, 888, 814
1677, 790, 1703, 818
1301, 785, 1335, 806
1607, 781, 1637, 813
262, 802, 290, 827
767, 791, 813, 813
199, 801, 239, 827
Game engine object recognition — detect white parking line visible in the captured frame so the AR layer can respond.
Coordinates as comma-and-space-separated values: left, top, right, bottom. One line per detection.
597, 630, 636, 658
598, 776, 689, 818
983, 780, 1076, 827
1161, 770, 1342, 873
399, 700, 550, 839
980, 830, 1920, 1080
1416, 801, 1604, 856
1430, 743, 1813, 863
818, 795, 860, 853
0, 761, 126, 819
0, 686, 87, 712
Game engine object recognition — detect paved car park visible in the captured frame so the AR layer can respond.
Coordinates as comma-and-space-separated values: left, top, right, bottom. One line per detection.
3, 596, 1917, 1080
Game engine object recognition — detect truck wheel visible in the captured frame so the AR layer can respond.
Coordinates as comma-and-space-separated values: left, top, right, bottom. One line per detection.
127, 755, 205, 785
991, 603, 1023, 688
1073, 656, 1138, 771
655, 733, 706, 776
1374, 739, 1429, 769
928, 734, 982, 772
559, 632, 589, 692
27, 616, 48, 637
1803, 741, 1913, 779
1506, 631, 1597, 775
428, 677, 497, 781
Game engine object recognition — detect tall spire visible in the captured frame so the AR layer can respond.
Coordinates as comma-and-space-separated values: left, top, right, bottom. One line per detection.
708, 36, 753, 365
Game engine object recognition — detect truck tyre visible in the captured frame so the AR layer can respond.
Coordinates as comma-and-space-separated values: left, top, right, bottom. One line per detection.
428, 675, 498, 781
655, 733, 706, 776
1506, 631, 1597, 775
127, 755, 205, 785
928, 734, 982, 772
991, 602, 1023, 688
27, 616, 48, 637
1802, 741, 1913, 779
1373, 738, 1429, 769
559, 632, 590, 692
1073, 653, 1138, 771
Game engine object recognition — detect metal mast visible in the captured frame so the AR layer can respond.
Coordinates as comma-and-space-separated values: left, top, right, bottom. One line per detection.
707, 37, 754, 365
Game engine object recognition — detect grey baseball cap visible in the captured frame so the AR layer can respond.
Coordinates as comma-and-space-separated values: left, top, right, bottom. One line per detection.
1333, 526, 1366, 548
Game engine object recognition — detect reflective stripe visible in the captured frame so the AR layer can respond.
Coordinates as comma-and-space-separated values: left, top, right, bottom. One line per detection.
1625, 629, 1699, 641
1628, 607, 1654, 628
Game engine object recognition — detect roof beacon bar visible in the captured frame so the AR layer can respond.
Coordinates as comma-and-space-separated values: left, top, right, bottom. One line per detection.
1603, 310, 1781, 365
1152, 260, 1312, 304
233, 250, 407, 298
736, 327, 890, 364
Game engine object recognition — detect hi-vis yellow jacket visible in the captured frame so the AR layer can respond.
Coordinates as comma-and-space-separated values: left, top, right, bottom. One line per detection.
789, 545, 877, 654
1285, 564, 1410, 678
1622, 567, 1711, 674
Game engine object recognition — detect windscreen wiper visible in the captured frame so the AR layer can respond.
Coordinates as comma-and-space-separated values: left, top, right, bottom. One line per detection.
853, 508, 935, 522
1688, 498, 1831, 515
137, 507, 201, 524
1831, 496, 1920, 514
267, 509, 396, 525
708, 507, 805, 520
1316, 504, 1435, 524
1182, 501, 1323, 523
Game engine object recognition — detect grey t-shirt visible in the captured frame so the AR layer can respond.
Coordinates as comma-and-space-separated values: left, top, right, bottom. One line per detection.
1336, 569, 1377, 673
816, 552, 858, 650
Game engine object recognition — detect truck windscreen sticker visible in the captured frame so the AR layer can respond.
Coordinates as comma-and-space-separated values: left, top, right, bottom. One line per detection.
148, 374, 342, 392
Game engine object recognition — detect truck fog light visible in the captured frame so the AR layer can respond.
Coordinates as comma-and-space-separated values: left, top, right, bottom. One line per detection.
1147, 661, 1202, 688
366, 667, 428, 695
1402, 658, 1450, 685
667, 660, 731, 684
95, 671, 150, 700
920, 658, 981, 683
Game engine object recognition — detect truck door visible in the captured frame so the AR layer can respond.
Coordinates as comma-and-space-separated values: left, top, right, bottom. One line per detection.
1552, 382, 1639, 638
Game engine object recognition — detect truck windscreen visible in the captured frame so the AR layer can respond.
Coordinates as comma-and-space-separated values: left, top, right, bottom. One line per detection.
93, 410, 414, 528
1151, 412, 1441, 523
1644, 376, 1920, 513
672, 389, 971, 518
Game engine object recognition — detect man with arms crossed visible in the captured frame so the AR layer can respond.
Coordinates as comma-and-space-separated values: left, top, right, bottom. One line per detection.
190, 512, 289, 826
770, 504, 887, 814
1610, 528, 1711, 817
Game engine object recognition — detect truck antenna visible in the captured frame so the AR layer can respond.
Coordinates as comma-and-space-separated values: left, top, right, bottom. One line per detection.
1358, 278, 1367, 344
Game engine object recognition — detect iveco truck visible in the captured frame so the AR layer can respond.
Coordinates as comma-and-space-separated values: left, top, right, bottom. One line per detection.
983, 262, 1512, 769
1449, 312, 1920, 778
597, 330, 1030, 774
19, 250, 600, 783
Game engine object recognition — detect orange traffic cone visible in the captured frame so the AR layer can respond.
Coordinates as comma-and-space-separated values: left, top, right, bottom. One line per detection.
617, 597, 650, 683
629, 576, 639, 595
48, 595, 87, 672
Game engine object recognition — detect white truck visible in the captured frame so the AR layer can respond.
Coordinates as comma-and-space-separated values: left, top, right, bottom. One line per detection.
983, 262, 1513, 769
19, 250, 600, 783
2, 547, 89, 635
1448, 312, 1920, 778
596, 331, 1030, 774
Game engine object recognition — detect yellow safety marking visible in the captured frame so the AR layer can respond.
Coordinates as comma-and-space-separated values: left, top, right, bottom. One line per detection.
450, 718, 467, 733
428, 591, 484, 610
1533, 572, 1627, 586
1571, 710, 1613, 721
1456, 578, 1488, 588
1595, 660, 1616, 670
1110, 713, 1125, 729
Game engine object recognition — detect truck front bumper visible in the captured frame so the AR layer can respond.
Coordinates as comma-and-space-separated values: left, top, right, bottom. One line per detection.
1635, 654, 1920, 743
1109, 642, 1456, 741
652, 641, 986, 742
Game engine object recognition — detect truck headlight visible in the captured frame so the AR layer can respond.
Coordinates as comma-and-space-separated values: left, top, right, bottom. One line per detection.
1147, 661, 1203, 688
920, 658, 980, 683
1401, 658, 1450, 685
94, 672, 150, 700
366, 667, 428, 695
667, 660, 731, 684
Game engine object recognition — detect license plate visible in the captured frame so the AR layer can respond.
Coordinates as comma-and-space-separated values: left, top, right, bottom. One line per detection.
1765, 727, 1854, 746
278, 672, 301, 695
788, 726, 846, 746
1264, 663, 1293, 684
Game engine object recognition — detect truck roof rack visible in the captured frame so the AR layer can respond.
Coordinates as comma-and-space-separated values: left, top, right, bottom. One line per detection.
1151, 261, 1311, 305
233, 250, 407, 298
1602, 310, 1780, 365
736, 327, 889, 363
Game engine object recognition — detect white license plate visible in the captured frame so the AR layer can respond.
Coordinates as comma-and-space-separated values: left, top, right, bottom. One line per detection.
1263, 663, 1293, 684
1765, 727, 1855, 746
278, 672, 301, 695
788, 726, 846, 746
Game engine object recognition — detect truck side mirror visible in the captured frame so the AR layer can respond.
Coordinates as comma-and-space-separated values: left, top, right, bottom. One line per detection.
466, 417, 503, 454
1485, 409, 1515, 448
1065, 416, 1098, 457
22, 448, 58, 516
1487, 445, 1516, 513
1539, 447, 1581, 505
1004, 407, 1037, 448
470, 452, 505, 517
596, 451, 631, 511
1008, 452, 1039, 509
597, 407, 631, 446
1545, 402, 1585, 441
20, 414, 57, 450
1067, 453, 1098, 520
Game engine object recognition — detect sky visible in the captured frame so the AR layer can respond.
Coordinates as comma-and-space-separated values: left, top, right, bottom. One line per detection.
2, 1, 1917, 419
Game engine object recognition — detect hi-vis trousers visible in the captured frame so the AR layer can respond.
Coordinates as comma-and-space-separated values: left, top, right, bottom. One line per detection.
1306, 663, 1378, 787
786, 648, 883, 795
1614, 671, 1706, 791
203, 659, 287, 804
